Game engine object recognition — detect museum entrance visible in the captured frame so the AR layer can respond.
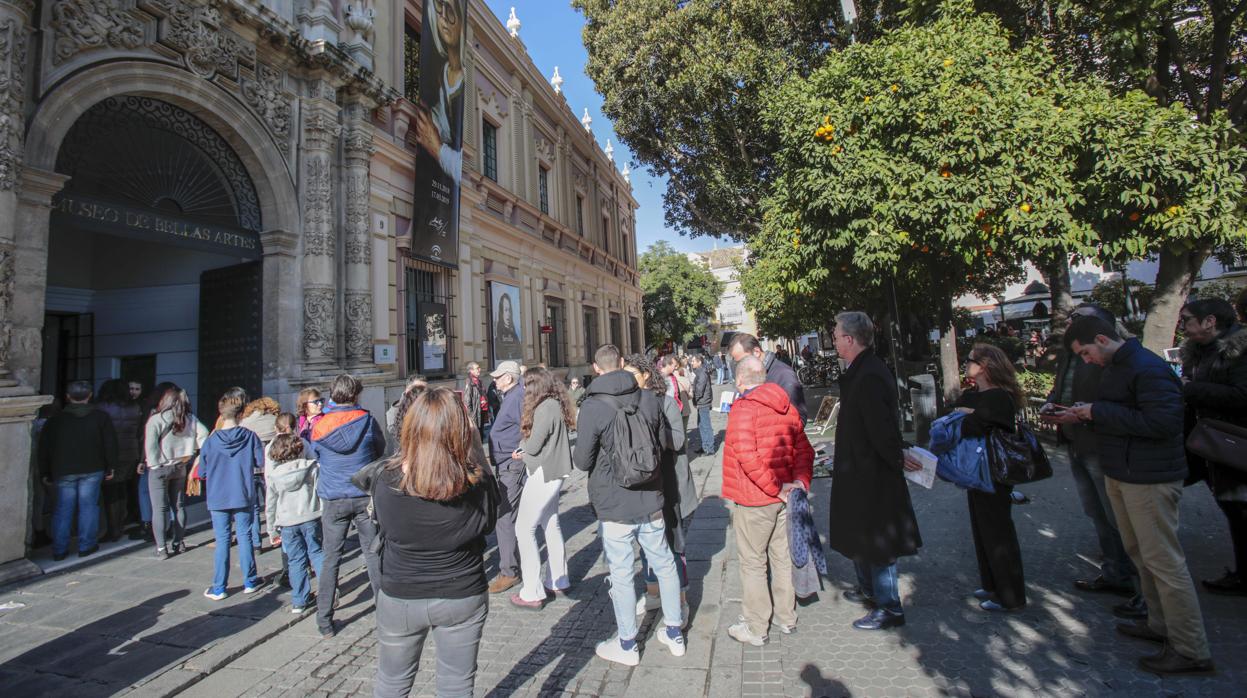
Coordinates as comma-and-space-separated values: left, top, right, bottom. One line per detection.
44, 96, 263, 420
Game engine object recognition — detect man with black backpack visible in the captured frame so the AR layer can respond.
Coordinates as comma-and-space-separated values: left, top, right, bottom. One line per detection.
574, 344, 686, 666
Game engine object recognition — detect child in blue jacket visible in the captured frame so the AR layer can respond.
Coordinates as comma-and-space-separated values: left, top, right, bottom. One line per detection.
201, 392, 266, 600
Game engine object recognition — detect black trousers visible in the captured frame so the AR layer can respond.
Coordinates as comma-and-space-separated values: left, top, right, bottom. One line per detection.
968, 486, 1026, 608
1218, 500, 1247, 576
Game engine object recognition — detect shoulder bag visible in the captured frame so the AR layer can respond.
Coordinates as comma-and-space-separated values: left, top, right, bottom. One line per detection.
1187, 418, 1247, 473
986, 416, 1052, 486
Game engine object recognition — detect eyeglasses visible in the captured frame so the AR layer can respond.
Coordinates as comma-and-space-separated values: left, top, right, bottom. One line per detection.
304, 398, 325, 406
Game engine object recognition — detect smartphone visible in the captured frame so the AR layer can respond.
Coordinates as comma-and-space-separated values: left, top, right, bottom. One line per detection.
1040, 403, 1069, 416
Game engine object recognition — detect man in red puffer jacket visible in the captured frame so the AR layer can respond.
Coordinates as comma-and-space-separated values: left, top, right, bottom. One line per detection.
722, 356, 814, 647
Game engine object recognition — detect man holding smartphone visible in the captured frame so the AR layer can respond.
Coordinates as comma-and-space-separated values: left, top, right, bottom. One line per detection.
1041, 305, 1144, 620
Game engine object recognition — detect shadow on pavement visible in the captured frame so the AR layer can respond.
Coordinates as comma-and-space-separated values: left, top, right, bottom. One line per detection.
800, 663, 854, 697
0, 587, 284, 696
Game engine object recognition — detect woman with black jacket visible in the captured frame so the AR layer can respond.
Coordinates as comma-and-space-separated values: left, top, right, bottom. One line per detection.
957, 344, 1027, 611
372, 388, 499, 698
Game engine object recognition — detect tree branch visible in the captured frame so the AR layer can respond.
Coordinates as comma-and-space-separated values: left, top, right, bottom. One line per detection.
1159, 17, 1205, 118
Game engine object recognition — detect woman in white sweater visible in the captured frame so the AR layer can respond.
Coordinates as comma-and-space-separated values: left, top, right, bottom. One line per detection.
142, 386, 208, 559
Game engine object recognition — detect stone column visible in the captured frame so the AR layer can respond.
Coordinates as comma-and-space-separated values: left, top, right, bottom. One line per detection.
0, 0, 32, 385
342, 99, 375, 367
259, 229, 300, 396
301, 93, 340, 369
0, 165, 61, 582
298, 0, 341, 45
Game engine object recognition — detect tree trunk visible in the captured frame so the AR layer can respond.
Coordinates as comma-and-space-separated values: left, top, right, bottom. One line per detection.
938, 289, 961, 401
1038, 256, 1075, 333
1140, 245, 1210, 353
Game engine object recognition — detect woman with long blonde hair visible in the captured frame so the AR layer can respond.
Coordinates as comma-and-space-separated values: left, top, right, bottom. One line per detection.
371, 388, 498, 697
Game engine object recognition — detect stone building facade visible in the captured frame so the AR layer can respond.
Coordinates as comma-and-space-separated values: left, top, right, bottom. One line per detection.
0, 0, 641, 577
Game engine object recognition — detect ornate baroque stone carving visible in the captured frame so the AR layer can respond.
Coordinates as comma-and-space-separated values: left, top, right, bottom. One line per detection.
344, 292, 372, 361
303, 110, 340, 151
241, 64, 291, 155
148, 0, 254, 80
0, 18, 28, 190
303, 157, 333, 256
302, 286, 336, 361
0, 242, 14, 369
343, 168, 370, 265
49, 0, 144, 65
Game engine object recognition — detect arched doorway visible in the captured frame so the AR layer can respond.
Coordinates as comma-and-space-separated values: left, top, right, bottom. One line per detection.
44, 96, 263, 420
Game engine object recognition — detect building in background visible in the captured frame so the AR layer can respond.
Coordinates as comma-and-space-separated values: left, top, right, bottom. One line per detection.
0, 0, 639, 578
687, 246, 766, 351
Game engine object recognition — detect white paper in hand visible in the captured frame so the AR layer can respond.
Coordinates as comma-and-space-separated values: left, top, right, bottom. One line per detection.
903, 447, 938, 489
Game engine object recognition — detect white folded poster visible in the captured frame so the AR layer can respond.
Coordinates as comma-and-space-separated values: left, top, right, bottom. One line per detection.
903, 447, 938, 489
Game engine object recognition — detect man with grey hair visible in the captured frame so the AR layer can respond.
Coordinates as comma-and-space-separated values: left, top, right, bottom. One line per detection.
487, 360, 526, 594
827, 311, 923, 630
722, 356, 813, 645
727, 333, 808, 424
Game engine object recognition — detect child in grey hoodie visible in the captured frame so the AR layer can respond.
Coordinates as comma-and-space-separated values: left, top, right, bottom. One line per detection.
264, 431, 323, 613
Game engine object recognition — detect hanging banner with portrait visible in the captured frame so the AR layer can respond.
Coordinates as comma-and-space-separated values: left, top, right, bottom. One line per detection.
418, 302, 448, 374
410, 0, 467, 268
490, 281, 523, 366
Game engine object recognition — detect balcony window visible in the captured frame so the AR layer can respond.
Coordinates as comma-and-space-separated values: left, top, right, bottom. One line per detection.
482, 119, 498, 181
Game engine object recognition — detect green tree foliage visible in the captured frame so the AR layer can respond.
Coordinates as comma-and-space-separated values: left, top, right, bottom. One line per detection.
639, 242, 725, 349
573, 0, 840, 239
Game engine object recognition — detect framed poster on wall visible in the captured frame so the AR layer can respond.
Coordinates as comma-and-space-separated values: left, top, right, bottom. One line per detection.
489, 281, 523, 366
418, 302, 448, 374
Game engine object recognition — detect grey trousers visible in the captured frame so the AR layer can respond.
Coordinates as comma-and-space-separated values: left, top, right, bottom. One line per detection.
317, 496, 381, 633
147, 463, 187, 552
493, 460, 526, 578
373, 590, 488, 698
1067, 445, 1135, 586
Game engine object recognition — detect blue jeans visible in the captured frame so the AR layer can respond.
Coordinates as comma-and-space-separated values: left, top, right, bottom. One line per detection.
209, 508, 260, 594
715, 367, 725, 384
854, 559, 902, 613
697, 406, 714, 453
52, 471, 105, 556
1067, 445, 1136, 587
600, 514, 683, 640
282, 519, 325, 608
137, 470, 152, 523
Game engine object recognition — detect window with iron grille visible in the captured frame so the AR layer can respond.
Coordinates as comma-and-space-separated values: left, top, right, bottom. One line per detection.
482, 120, 498, 181
538, 166, 550, 215
576, 195, 585, 235
609, 312, 622, 349
544, 299, 567, 367
602, 215, 610, 254
405, 266, 455, 377
403, 26, 420, 103
629, 317, 642, 353
583, 306, 599, 362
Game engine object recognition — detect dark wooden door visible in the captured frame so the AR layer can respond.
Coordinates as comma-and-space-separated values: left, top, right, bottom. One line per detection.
198, 261, 262, 424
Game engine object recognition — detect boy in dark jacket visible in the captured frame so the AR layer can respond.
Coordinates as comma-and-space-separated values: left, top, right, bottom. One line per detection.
40, 380, 118, 560
311, 373, 385, 638
1066, 317, 1212, 676
689, 354, 715, 454
201, 392, 265, 600
574, 344, 685, 666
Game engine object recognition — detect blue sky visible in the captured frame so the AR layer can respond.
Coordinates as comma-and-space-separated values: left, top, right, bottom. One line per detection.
482, 1, 721, 255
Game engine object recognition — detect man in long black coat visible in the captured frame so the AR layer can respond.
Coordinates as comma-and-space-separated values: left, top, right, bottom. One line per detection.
827, 311, 922, 630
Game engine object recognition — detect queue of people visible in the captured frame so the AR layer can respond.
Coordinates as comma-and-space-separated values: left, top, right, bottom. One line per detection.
29, 288, 1247, 691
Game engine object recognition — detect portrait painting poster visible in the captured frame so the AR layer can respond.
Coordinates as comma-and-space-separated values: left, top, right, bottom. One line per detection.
411, 0, 467, 267
418, 301, 448, 374
490, 281, 523, 366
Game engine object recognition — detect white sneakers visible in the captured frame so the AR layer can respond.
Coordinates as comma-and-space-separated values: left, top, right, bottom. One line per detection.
728, 621, 768, 646
635, 593, 691, 630
595, 637, 640, 666
203, 589, 227, 601
656, 627, 687, 657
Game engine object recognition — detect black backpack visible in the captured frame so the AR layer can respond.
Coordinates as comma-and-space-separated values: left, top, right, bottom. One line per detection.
601, 394, 661, 489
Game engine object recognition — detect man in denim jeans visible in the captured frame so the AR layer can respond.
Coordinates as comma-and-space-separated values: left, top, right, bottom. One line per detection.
39, 380, 118, 561
574, 344, 685, 666
1042, 304, 1144, 619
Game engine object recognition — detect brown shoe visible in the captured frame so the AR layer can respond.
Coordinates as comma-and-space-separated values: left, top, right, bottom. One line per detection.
1138, 644, 1215, 676
488, 574, 519, 594
1116, 621, 1166, 644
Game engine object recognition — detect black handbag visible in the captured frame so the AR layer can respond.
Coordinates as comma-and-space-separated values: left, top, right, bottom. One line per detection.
1187, 418, 1247, 473
986, 419, 1052, 486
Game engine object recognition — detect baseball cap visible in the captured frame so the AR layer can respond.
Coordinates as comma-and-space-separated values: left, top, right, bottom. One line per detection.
490, 360, 522, 378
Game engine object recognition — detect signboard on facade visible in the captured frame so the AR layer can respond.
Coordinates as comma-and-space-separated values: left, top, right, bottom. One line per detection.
418, 302, 448, 373
50, 193, 261, 260
410, 0, 467, 268
490, 281, 523, 366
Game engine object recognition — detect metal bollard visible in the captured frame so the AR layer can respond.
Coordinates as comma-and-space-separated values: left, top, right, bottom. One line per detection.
908, 374, 937, 447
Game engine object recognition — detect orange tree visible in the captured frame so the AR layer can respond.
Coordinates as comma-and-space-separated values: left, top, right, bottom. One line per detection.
756, 5, 1090, 397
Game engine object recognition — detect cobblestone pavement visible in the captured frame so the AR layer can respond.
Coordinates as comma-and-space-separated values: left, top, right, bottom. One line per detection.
4, 392, 1247, 697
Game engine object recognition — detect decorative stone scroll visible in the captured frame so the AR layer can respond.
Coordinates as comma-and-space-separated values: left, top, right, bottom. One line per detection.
302, 157, 333, 256
48, 0, 144, 65
344, 291, 372, 362
241, 63, 292, 155
146, 0, 254, 80
0, 17, 28, 190
302, 286, 336, 361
